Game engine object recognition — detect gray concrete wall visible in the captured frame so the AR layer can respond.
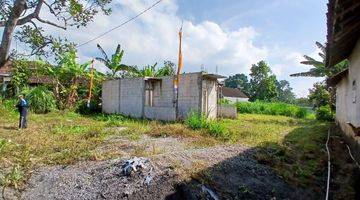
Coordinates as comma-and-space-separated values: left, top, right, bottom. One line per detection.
102, 72, 220, 121
144, 106, 176, 121
119, 78, 145, 118
202, 78, 218, 119
218, 105, 237, 119
102, 79, 120, 114
153, 77, 174, 107
177, 73, 202, 119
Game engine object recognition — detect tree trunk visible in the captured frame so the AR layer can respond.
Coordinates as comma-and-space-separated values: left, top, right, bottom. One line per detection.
0, 0, 27, 68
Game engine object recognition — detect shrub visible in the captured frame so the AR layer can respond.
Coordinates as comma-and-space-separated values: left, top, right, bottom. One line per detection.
207, 121, 229, 139
218, 98, 230, 105
185, 111, 229, 140
235, 101, 309, 118
315, 105, 334, 121
75, 99, 102, 115
185, 111, 207, 130
23, 86, 56, 114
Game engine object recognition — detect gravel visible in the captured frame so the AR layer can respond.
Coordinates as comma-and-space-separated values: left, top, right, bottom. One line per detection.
16, 137, 314, 200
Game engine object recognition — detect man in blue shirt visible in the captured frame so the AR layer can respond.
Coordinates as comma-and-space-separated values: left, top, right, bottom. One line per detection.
16, 95, 28, 129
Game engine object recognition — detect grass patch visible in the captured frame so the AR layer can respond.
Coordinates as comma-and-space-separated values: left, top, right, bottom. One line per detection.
219, 114, 329, 192
236, 101, 309, 119
0, 99, 329, 193
185, 112, 229, 140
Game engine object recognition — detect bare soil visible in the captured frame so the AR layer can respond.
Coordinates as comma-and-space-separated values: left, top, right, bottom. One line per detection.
11, 135, 314, 200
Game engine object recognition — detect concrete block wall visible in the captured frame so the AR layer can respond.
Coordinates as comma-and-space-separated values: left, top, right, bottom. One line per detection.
144, 106, 176, 121
202, 78, 218, 119
102, 72, 221, 121
119, 78, 145, 118
218, 105, 237, 119
102, 79, 120, 114
177, 73, 202, 119
153, 77, 174, 107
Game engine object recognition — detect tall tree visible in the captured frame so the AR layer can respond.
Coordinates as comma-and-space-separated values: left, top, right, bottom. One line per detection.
249, 61, 278, 101
276, 80, 295, 103
224, 73, 251, 96
308, 82, 330, 109
95, 44, 136, 78
0, 0, 112, 67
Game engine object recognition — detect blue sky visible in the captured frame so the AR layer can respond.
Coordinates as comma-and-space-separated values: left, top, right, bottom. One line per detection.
175, 0, 328, 96
1, 0, 328, 97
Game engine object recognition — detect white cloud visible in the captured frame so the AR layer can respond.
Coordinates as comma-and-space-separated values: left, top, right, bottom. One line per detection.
3, 0, 322, 97
38, 0, 268, 76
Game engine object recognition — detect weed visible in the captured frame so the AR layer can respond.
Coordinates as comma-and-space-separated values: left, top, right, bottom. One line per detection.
185, 112, 207, 130
184, 112, 229, 140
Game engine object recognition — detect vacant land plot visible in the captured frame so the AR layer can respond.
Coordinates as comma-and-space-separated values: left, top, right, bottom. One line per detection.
0, 102, 350, 199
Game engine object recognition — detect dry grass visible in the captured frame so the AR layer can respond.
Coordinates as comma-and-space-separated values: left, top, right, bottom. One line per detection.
0, 101, 330, 192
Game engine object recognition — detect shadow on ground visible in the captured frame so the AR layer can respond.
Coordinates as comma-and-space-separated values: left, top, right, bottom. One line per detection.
165, 124, 327, 200
5, 122, 359, 200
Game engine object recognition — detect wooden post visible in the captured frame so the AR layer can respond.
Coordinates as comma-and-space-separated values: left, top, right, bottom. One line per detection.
87, 59, 95, 108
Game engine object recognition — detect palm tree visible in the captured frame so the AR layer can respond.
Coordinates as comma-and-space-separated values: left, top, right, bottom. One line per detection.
290, 42, 348, 77
95, 44, 137, 78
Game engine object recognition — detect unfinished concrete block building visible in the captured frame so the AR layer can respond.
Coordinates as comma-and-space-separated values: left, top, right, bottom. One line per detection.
102, 72, 225, 121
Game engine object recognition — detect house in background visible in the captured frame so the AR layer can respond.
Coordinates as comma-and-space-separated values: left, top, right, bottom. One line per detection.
220, 87, 249, 103
0, 61, 55, 97
326, 0, 360, 159
102, 72, 230, 121
0, 62, 13, 96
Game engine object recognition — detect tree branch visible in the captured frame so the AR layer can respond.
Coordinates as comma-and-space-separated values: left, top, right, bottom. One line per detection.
36, 17, 66, 29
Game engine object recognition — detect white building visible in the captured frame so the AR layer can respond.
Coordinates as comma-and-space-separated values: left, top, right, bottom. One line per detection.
220, 87, 249, 103
326, 0, 360, 160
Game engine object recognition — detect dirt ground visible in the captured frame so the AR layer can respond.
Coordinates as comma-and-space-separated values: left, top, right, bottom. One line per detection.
328, 128, 360, 200
1, 134, 313, 200
1, 126, 358, 200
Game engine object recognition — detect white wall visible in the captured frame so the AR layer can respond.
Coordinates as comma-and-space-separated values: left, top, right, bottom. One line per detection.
202, 78, 218, 119
224, 97, 249, 103
335, 38, 360, 159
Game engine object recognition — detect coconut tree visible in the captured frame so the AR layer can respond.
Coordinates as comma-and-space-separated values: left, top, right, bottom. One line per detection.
290, 42, 348, 77
95, 44, 136, 78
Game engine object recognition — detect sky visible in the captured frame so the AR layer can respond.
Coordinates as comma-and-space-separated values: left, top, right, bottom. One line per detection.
3, 0, 328, 97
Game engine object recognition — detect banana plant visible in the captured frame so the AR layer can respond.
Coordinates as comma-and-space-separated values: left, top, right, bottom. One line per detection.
95, 44, 137, 78
290, 42, 348, 77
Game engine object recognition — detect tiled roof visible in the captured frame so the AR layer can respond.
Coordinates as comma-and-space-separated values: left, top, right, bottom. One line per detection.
221, 87, 248, 98
326, 0, 360, 67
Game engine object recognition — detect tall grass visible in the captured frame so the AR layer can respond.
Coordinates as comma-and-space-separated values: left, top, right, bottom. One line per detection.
236, 101, 308, 118
185, 112, 229, 139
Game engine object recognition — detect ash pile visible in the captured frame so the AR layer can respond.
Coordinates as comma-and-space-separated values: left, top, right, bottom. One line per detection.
99, 156, 178, 199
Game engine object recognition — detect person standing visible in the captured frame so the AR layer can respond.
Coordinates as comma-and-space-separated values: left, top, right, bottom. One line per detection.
16, 95, 28, 129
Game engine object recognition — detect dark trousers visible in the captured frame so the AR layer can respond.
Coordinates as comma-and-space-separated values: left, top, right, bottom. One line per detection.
19, 111, 27, 129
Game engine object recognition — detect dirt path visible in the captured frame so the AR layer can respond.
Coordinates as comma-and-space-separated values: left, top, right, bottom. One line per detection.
6, 134, 312, 200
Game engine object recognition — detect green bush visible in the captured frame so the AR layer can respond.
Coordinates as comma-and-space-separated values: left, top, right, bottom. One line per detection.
235, 101, 309, 118
315, 105, 334, 121
184, 111, 207, 129
23, 86, 56, 114
207, 121, 229, 139
75, 99, 102, 115
185, 111, 229, 139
